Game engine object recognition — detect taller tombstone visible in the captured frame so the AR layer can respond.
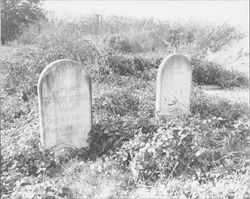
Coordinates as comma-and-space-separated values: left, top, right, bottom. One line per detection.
38, 59, 92, 150
156, 54, 192, 116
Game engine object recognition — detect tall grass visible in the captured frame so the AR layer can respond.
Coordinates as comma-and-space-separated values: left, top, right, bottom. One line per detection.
1, 13, 249, 199
17, 15, 245, 54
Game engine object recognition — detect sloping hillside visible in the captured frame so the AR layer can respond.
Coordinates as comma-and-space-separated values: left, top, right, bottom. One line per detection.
207, 37, 249, 74
1, 16, 249, 199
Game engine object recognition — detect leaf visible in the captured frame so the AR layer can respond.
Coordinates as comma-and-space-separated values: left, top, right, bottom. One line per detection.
196, 148, 208, 157
195, 167, 201, 177
104, 129, 109, 134
113, 139, 120, 148
36, 167, 46, 174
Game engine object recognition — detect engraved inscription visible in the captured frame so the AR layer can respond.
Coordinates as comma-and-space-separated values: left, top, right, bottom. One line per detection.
38, 59, 92, 150
156, 54, 192, 116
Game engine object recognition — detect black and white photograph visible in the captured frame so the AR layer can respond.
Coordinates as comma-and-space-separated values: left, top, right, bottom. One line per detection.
1, 0, 249, 198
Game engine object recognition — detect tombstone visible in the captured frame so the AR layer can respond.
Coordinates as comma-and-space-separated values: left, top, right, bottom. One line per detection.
38, 59, 92, 150
156, 54, 192, 116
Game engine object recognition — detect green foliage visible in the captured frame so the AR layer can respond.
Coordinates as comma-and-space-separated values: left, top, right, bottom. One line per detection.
191, 88, 249, 120
94, 88, 140, 116
17, 16, 244, 53
196, 24, 245, 52
191, 55, 249, 88
1, 0, 45, 44
6, 16, 246, 92
0, 92, 32, 130
163, 24, 195, 48
114, 115, 249, 183
39, 32, 102, 64
1, 37, 102, 99
103, 52, 161, 78
103, 34, 143, 53
1, 12, 249, 198
0, 45, 64, 97
103, 52, 248, 88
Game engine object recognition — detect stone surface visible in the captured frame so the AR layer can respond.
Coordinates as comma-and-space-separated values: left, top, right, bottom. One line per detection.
156, 54, 192, 116
38, 59, 92, 150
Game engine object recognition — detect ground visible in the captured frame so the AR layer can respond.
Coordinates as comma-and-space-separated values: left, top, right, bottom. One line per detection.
1, 18, 249, 199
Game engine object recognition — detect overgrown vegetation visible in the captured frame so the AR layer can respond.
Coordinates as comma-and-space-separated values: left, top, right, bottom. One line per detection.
1, 14, 249, 198
1, 0, 45, 44
191, 54, 249, 88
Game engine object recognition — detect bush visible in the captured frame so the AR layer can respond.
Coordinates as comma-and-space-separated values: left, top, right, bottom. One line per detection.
195, 24, 245, 52
103, 52, 248, 88
85, 111, 157, 159
17, 17, 244, 54
217, 69, 249, 88
1, 0, 45, 44
98, 51, 248, 89
110, 91, 249, 183
48, 36, 102, 65
103, 52, 162, 77
114, 114, 249, 183
191, 55, 249, 88
1, 45, 65, 98
94, 88, 141, 116
191, 88, 249, 120
1, 36, 104, 98
163, 25, 195, 48
103, 34, 143, 53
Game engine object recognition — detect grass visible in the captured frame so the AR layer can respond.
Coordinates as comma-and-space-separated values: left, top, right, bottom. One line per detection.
1, 14, 249, 199
17, 16, 245, 53
1, 81, 249, 198
4, 158, 250, 199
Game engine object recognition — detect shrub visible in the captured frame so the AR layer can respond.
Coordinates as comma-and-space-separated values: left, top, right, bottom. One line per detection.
1, 45, 65, 98
104, 52, 135, 76
17, 16, 244, 54
191, 87, 249, 121
217, 69, 249, 88
1, 36, 104, 98
163, 25, 195, 48
191, 55, 249, 88
103, 34, 143, 53
195, 24, 245, 52
85, 111, 157, 159
49, 36, 102, 64
103, 52, 248, 88
114, 114, 249, 183
1, 0, 45, 44
94, 88, 141, 116
103, 52, 162, 78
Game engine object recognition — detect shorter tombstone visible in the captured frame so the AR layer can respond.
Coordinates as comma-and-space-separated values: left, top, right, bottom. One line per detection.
156, 54, 192, 116
38, 59, 92, 150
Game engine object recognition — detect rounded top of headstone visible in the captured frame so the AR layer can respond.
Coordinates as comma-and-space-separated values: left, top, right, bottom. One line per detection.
156, 53, 192, 116
158, 54, 191, 74
38, 59, 89, 86
165, 53, 190, 61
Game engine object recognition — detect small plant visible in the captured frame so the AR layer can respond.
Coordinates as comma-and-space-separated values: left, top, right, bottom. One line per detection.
114, 113, 249, 183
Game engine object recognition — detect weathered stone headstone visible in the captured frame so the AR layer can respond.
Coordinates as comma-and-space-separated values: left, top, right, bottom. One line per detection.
156, 54, 192, 116
38, 59, 92, 150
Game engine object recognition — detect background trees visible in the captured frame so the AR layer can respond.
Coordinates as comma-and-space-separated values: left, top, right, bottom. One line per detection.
1, 0, 45, 44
